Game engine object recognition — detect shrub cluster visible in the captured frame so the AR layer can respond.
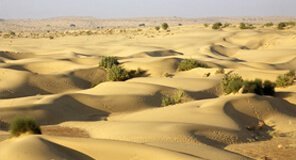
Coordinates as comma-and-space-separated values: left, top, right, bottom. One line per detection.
222, 74, 276, 96
106, 65, 130, 81
243, 79, 276, 96
177, 59, 208, 72
212, 22, 223, 30
161, 90, 184, 107
9, 117, 42, 137
240, 23, 255, 29
276, 70, 295, 87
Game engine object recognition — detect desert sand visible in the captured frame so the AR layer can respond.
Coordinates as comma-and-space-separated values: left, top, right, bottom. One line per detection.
0, 21, 295, 160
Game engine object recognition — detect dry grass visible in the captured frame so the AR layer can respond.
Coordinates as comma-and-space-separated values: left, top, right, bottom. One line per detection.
41, 125, 90, 138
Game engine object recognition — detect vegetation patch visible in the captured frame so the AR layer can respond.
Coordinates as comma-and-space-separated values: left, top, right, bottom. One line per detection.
177, 59, 209, 72
243, 79, 276, 96
240, 23, 256, 29
276, 70, 295, 87
99, 56, 119, 69
222, 74, 276, 96
161, 23, 169, 30
161, 90, 184, 107
278, 22, 295, 30
212, 22, 223, 30
9, 117, 42, 137
106, 65, 130, 81
222, 73, 244, 94
100, 56, 149, 81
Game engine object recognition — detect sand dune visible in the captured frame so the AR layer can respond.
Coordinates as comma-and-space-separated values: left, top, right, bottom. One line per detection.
0, 136, 94, 160
0, 23, 295, 159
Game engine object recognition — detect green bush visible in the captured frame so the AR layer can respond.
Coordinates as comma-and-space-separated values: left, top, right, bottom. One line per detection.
99, 56, 119, 69
9, 117, 41, 137
204, 24, 209, 28
155, 26, 160, 31
240, 23, 255, 29
243, 79, 263, 95
212, 22, 223, 30
262, 80, 276, 96
106, 65, 130, 81
276, 70, 295, 87
177, 59, 208, 71
243, 79, 275, 96
222, 74, 244, 94
161, 90, 184, 107
161, 23, 169, 30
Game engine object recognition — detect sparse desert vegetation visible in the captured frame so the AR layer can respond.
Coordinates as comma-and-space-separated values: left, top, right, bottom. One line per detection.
239, 23, 256, 29
0, 17, 296, 160
276, 70, 295, 87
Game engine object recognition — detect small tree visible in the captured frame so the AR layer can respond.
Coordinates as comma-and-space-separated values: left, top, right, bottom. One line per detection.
9, 117, 42, 137
161, 23, 169, 30
278, 22, 287, 30
212, 22, 223, 30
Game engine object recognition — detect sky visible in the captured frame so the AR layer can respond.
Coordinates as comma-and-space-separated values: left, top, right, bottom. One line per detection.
0, 0, 295, 19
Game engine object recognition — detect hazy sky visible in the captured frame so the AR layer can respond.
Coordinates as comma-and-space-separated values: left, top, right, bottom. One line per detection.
0, 0, 295, 19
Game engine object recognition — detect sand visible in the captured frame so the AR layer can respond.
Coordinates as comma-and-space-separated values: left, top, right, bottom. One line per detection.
0, 22, 295, 160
